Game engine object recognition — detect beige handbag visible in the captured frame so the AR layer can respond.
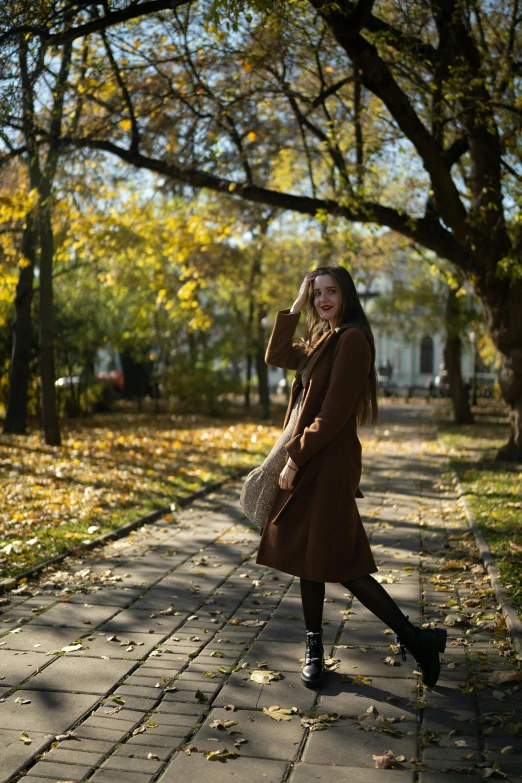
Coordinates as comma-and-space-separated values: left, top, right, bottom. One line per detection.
239, 464, 280, 530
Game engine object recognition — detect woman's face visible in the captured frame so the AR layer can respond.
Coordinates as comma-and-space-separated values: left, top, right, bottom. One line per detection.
312, 274, 342, 326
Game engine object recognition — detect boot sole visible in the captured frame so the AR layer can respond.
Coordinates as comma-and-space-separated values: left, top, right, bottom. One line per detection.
300, 673, 324, 688
423, 628, 447, 689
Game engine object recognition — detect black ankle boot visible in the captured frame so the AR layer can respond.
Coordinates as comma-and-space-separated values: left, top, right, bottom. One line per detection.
395, 617, 447, 689
301, 629, 324, 687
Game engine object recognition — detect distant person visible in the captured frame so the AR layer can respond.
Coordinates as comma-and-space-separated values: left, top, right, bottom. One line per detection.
252, 266, 447, 689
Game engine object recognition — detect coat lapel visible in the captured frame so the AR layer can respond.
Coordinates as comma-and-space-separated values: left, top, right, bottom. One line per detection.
301, 323, 353, 389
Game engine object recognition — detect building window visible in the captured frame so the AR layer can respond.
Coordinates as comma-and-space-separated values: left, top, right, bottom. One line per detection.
420, 336, 434, 374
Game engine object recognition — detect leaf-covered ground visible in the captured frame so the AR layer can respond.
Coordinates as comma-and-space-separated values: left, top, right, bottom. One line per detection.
0, 412, 281, 579
439, 418, 522, 622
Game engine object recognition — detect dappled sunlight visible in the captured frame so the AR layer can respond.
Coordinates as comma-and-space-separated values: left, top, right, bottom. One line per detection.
0, 414, 280, 577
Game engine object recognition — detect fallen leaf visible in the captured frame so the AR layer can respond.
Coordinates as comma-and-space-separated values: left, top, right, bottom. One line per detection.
444, 614, 465, 627
262, 705, 296, 722
55, 731, 78, 741
489, 671, 522, 686
14, 697, 31, 705
483, 767, 507, 778
204, 748, 239, 761
195, 690, 208, 701
18, 731, 32, 745
301, 712, 339, 731
250, 669, 282, 684
323, 657, 340, 671
373, 750, 395, 769
210, 719, 239, 730
383, 656, 401, 666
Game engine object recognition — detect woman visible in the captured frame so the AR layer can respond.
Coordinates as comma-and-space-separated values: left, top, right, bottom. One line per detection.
256, 266, 447, 689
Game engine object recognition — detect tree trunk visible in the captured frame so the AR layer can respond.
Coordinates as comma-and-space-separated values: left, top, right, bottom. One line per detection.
479, 277, 522, 461
244, 352, 253, 408
444, 284, 474, 425
255, 305, 270, 421
3, 214, 37, 434
255, 343, 270, 420
38, 191, 61, 446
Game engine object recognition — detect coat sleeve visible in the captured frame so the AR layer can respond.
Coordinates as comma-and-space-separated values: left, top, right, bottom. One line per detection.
265, 309, 308, 371
285, 328, 371, 467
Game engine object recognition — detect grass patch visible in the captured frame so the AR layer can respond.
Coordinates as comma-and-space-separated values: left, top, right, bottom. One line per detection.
0, 410, 282, 579
438, 415, 522, 622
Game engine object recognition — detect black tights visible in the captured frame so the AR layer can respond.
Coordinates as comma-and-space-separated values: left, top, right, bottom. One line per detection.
300, 575, 409, 635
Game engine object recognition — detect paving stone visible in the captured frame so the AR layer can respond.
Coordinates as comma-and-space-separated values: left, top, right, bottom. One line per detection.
101, 609, 185, 635
73, 725, 132, 743
301, 722, 416, 767
157, 751, 288, 783
22, 759, 94, 780
44, 746, 107, 766
421, 744, 480, 771
26, 655, 136, 693
90, 769, 155, 783
120, 731, 182, 749
104, 693, 159, 711
317, 675, 419, 721
66, 631, 168, 660
31, 603, 121, 629
0, 625, 84, 653
421, 707, 480, 734
243, 640, 304, 671
0, 649, 54, 686
0, 689, 99, 732
421, 680, 476, 711
153, 701, 205, 717
112, 744, 172, 761
333, 646, 417, 678
148, 711, 199, 728
101, 754, 163, 773
289, 765, 414, 782
58, 737, 115, 754
114, 684, 164, 699
214, 670, 316, 711
339, 623, 399, 647
0, 728, 53, 783
193, 706, 305, 760
66, 589, 143, 606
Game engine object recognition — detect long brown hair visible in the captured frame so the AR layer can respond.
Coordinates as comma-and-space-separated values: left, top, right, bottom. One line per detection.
304, 265, 378, 427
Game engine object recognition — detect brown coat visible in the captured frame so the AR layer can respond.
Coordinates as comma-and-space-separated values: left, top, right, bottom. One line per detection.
256, 309, 378, 583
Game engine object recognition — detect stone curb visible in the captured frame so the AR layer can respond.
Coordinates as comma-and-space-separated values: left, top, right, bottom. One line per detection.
0, 466, 251, 595
437, 433, 522, 660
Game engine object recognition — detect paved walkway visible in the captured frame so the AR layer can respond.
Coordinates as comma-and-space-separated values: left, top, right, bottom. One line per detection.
1, 404, 521, 783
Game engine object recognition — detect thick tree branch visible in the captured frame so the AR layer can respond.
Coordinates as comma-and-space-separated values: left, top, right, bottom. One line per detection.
308, 0, 470, 246
442, 137, 469, 169
0, 1, 191, 48
64, 135, 471, 270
